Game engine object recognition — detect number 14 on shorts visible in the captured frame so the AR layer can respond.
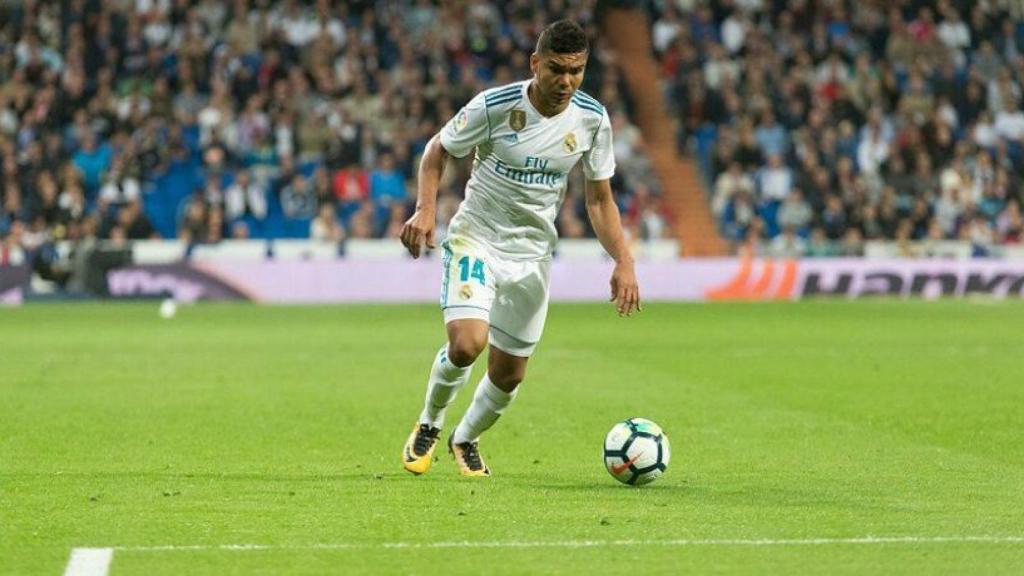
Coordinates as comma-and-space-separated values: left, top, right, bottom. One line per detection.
458, 256, 486, 285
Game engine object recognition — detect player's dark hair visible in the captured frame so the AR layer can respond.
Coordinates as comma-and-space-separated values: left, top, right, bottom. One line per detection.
535, 20, 589, 55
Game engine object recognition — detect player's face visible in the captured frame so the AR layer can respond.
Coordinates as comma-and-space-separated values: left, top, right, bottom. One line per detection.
530, 50, 588, 111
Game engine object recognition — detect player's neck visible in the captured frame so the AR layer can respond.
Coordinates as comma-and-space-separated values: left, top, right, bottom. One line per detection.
527, 80, 569, 117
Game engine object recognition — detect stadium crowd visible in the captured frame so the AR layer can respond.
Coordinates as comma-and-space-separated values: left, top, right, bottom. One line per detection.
0, 0, 666, 270
654, 0, 1024, 256
6, 0, 1024, 266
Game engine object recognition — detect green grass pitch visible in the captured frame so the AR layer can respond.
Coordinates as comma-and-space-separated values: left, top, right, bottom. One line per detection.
2, 301, 1023, 574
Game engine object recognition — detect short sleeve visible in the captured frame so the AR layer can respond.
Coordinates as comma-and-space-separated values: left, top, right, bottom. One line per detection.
582, 110, 616, 181
439, 93, 490, 159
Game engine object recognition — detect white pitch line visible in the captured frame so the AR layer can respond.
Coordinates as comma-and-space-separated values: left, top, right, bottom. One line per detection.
112, 535, 1024, 552
63, 548, 113, 576
67, 536, 1024, 575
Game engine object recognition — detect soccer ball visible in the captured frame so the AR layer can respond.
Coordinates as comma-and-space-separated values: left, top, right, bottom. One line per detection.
604, 418, 670, 486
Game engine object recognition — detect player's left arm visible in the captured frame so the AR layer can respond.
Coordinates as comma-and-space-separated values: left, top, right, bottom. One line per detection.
585, 178, 640, 317
581, 109, 640, 316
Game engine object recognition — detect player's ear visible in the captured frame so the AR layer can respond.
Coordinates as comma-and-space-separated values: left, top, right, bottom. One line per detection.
529, 52, 540, 76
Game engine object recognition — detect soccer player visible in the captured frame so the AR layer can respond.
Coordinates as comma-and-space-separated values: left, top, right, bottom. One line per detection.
400, 20, 640, 477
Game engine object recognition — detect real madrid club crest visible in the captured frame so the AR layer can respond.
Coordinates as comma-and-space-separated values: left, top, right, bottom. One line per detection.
509, 109, 526, 132
563, 132, 577, 153
459, 284, 473, 300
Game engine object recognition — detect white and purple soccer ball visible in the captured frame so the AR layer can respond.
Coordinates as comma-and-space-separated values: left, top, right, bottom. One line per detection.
604, 417, 671, 486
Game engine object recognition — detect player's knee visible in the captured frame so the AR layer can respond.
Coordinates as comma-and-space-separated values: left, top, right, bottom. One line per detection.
490, 371, 524, 391
448, 337, 485, 367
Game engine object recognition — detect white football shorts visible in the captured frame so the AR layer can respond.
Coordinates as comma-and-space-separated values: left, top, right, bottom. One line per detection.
438, 235, 550, 357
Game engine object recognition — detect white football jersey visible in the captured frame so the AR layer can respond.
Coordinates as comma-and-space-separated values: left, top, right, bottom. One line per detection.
439, 80, 615, 260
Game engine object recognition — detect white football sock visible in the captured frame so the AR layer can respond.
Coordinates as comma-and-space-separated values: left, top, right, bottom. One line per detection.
452, 374, 518, 444
418, 344, 473, 429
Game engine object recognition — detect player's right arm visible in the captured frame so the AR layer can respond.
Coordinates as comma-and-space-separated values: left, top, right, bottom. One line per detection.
401, 135, 448, 258
401, 94, 490, 258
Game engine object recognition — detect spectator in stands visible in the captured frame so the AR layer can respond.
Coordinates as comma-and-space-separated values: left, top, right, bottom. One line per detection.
113, 200, 157, 241
311, 165, 335, 217
0, 219, 26, 266
758, 154, 793, 204
713, 162, 755, 219
821, 195, 848, 241
207, 206, 225, 244
968, 214, 996, 256
858, 203, 886, 241
624, 183, 669, 242
806, 227, 836, 257
777, 188, 813, 237
280, 173, 316, 220
71, 132, 111, 196
857, 124, 890, 176
97, 158, 141, 213
997, 200, 1023, 242
557, 199, 586, 240
994, 100, 1024, 143
30, 171, 61, 229
770, 226, 806, 259
733, 123, 764, 170
311, 204, 345, 244
841, 228, 865, 257
369, 152, 407, 234
224, 169, 267, 236
347, 203, 375, 239
333, 161, 369, 222
755, 111, 788, 158
179, 198, 208, 244
722, 189, 757, 245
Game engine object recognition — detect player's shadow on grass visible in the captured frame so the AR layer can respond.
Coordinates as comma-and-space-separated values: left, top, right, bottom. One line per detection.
520, 479, 686, 493
522, 481, 872, 513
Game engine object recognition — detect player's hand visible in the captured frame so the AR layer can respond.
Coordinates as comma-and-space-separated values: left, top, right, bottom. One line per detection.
610, 260, 641, 317
400, 208, 437, 259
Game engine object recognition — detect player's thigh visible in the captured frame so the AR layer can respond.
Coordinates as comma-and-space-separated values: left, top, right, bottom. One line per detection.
488, 259, 551, 357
